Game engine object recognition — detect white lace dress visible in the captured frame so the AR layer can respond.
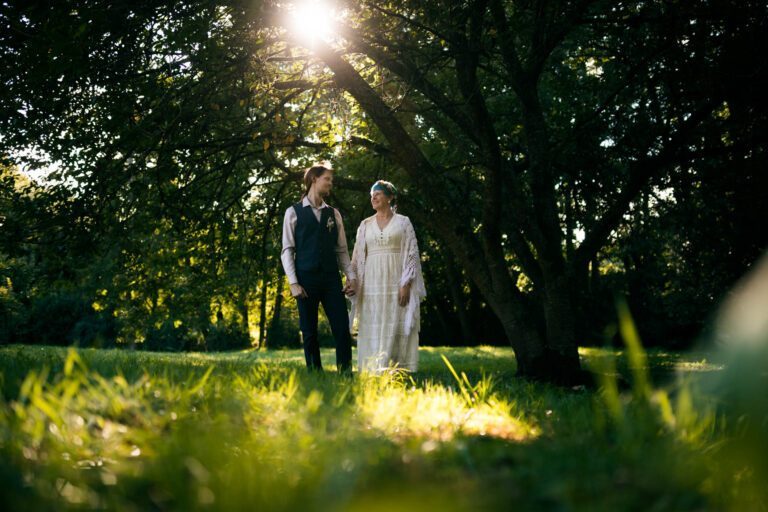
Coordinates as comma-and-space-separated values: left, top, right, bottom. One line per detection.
350, 214, 426, 373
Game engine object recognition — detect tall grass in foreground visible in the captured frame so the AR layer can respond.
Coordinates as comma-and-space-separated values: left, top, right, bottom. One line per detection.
0, 343, 766, 511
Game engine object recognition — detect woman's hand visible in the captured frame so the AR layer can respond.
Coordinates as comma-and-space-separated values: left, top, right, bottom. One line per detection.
343, 279, 357, 297
398, 283, 411, 307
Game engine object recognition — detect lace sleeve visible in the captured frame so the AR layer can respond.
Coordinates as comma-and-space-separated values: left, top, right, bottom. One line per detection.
399, 217, 421, 287
350, 221, 368, 292
350, 223, 362, 277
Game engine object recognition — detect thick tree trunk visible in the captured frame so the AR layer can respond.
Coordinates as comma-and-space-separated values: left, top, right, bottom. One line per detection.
491, 298, 546, 375
484, 261, 581, 383
590, 256, 600, 293
541, 267, 583, 384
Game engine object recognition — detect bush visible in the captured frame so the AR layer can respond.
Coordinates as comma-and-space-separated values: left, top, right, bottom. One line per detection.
0, 284, 24, 345
205, 321, 252, 351
17, 292, 118, 348
0, 255, 32, 345
266, 315, 302, 349
143, 321, 201, 352
71, 314, 118, 348
21, 293, 90, 346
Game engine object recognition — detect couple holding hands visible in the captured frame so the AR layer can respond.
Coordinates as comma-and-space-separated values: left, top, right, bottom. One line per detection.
280, 163, 425, 374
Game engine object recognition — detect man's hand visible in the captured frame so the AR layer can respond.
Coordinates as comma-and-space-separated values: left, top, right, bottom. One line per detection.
290, 283, 308, 299
343, 279, 357, 297
398, 283, 411, 307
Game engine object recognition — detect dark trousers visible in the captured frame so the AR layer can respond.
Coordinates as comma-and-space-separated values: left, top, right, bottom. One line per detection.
296, 270, 352, 373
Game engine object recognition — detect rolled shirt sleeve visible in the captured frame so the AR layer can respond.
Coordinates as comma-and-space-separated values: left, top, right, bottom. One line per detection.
280, 207, 299, 285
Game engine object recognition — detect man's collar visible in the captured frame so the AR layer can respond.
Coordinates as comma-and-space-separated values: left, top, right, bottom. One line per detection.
302, 196, 328, 209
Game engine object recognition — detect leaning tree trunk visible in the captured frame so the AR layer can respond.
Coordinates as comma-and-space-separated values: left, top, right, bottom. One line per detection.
313, 38, 585, 383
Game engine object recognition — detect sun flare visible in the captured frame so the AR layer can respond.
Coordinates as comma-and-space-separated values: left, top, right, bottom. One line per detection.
289, 1, 336, 44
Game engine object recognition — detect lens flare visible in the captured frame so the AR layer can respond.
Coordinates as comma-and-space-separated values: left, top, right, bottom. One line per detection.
289, 1, 335, 45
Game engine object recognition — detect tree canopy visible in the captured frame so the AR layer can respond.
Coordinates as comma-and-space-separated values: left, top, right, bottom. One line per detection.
1, 0, 766, 383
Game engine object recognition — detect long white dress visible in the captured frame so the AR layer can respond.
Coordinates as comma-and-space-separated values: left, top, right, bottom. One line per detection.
350, 214, 426, 373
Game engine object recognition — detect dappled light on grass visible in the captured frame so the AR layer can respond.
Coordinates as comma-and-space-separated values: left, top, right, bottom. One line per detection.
578, 346, 724, 374
1, 344, 766, 510
0, 347, 541, 510
356, 371, 538, 442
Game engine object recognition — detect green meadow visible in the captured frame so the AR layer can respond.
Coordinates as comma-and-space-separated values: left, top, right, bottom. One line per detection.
1, 344, 765, 511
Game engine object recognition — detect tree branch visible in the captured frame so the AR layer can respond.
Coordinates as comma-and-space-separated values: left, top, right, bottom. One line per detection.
574, 102, 717, 267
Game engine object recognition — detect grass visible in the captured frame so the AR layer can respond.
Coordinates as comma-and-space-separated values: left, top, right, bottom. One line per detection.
0, 344, 765, 511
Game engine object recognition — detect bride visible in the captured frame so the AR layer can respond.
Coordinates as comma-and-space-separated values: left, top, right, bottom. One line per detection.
347, 180, 426, 373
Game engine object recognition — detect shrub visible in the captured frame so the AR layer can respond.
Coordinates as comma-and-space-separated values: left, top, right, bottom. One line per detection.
0, 283, 24, 345
143, 321, 201, 352
21, 292, 89, 346
205, 321, 252, 351
71, 313, 118, 348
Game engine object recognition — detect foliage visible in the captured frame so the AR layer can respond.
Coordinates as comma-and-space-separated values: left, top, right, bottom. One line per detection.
19, 292, 116, 348
288, 0, 768, 375
143, 320, 201, 352
1, 0, 766, 363
0, 255, 28, 345
204, 320, 251, 351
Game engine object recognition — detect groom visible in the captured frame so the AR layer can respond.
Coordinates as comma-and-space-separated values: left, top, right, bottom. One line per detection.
280, 163, 357, 373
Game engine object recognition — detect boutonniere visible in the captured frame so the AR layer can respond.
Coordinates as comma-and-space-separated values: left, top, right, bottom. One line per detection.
326, 216, 335, 232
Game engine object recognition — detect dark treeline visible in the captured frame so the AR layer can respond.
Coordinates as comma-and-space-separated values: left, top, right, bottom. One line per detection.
1, 0, 766, 382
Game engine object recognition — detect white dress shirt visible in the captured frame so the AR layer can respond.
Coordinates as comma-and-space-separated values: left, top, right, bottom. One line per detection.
280, 196, 356, 285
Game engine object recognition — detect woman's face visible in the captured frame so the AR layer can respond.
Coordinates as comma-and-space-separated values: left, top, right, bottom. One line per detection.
370, 190, 390, 211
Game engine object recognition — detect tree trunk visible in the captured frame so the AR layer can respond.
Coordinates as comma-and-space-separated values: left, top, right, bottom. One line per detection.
315, 39, 583, 384
445, 259, 472, 344
258, 277, 268, 350
541, 267, 583, 384
590, 256, 600, 294
238, 290, 250, 346
433, 303, 453, 346
266, 273, 284, 350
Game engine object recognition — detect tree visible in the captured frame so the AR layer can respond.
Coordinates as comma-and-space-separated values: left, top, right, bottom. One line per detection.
266, 0, 768, 382
2, 0, 765, 375
1, 0, 290, 347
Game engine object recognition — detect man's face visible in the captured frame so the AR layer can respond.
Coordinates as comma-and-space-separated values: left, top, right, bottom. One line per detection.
315, 171, 333, 196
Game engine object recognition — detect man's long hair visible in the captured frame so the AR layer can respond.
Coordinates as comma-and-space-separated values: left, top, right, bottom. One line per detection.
302, 164, 332, 199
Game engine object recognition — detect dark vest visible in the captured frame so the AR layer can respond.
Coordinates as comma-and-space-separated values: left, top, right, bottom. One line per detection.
293, 202, 339, 273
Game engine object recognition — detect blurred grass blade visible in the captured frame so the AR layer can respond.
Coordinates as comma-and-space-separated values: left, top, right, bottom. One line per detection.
616, 296, 651, 401
189, 366, 215, 395
441, 354, 474, 406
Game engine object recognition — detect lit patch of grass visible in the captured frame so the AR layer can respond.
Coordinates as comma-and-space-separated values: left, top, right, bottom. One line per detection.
356, 370, 537, 442
579, 346, 725, 374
